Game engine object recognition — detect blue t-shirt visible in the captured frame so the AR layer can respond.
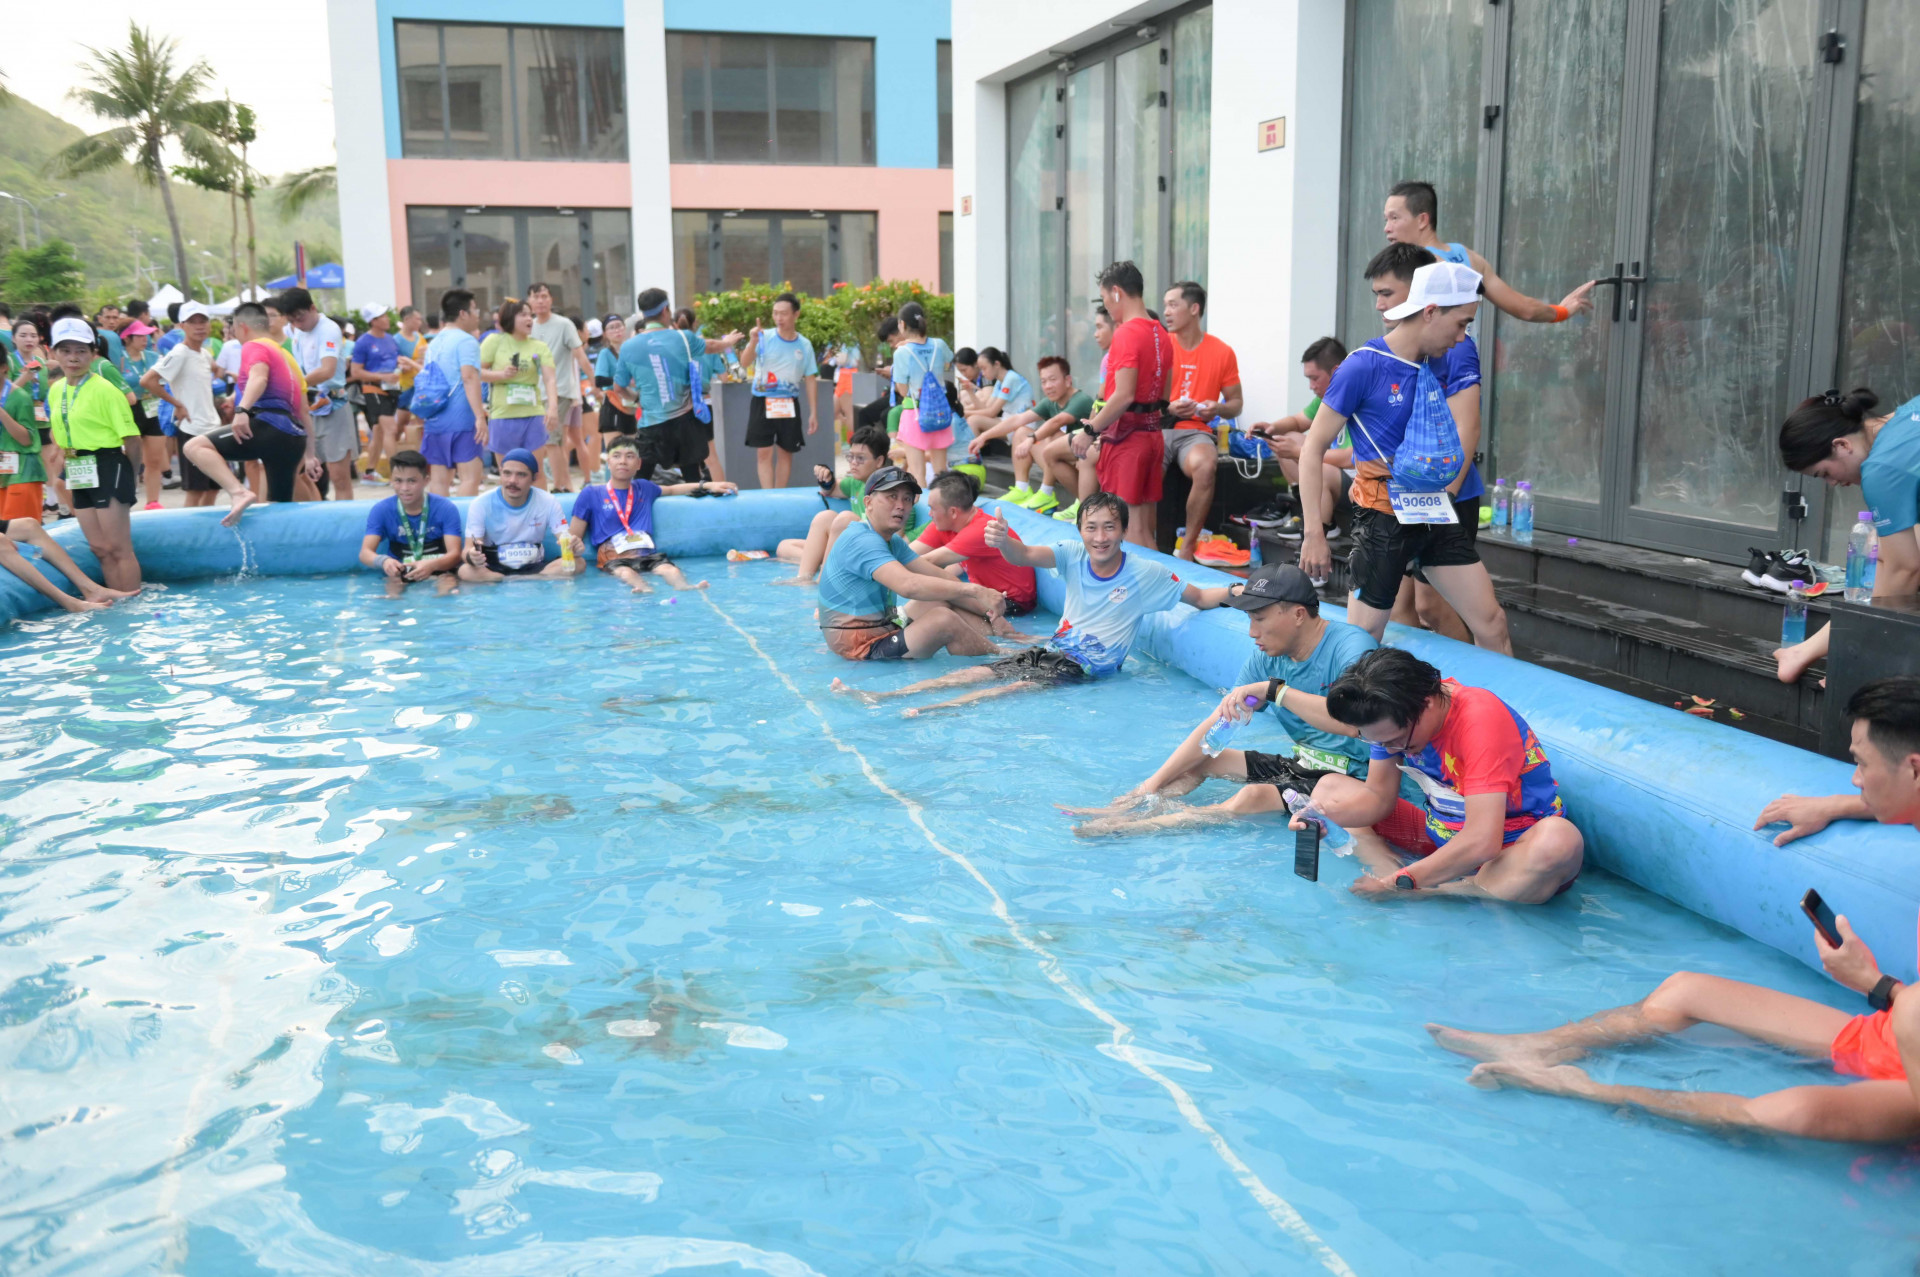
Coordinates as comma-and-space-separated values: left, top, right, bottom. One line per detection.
892, 338, 954, 399
1236, 620, 1378, 777
464, 485, 565, 553
421, 328, 482, 434
571, 479, 663, 547
1863, 395, 1920, 536
364, 494, 462, 561
156, 329, 184, 356
98, 327, 126, 369
615, 326, 701, 427
818, 519, 917, 616
351, 332, 401, 379
750, 331, 818, 397
995, 369, 1038, 418
1437, 335, 1484, 502
1048, 538, 1188, 676
593, 345, 621, 385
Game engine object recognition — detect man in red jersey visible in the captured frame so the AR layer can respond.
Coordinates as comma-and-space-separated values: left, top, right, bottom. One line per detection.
1084, 260, 1174, 549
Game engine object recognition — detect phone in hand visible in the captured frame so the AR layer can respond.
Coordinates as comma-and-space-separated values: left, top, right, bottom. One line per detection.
1801, 889, 1843, 948
1294, 821, 1320, 883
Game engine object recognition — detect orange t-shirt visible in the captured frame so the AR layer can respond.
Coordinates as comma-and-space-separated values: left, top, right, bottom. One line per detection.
1168, 333, 1241, 412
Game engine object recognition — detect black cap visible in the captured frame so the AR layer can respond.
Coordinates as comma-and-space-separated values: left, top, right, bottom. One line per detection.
1225, 563, 1320, 611
864, 465, 922, 496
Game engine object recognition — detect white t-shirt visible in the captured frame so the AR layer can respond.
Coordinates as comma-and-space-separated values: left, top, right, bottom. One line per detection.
152, 342, 219, 436
291, 315, 346, 395
215, 339, 243, 379
530, 314, 584, 402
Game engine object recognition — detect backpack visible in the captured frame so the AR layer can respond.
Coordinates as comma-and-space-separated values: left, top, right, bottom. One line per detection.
409, 342, 458, 418
915, 360, 953, 431
680, 331, 711, 423
1388, 359, 1465, 493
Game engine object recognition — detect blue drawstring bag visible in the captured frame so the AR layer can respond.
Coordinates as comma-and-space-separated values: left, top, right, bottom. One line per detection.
1387, 360, 1464, 493
681, 332, 711, 424
914, 364, 953, 433
1225, 421, 1272, 461
409, 353, 456, 419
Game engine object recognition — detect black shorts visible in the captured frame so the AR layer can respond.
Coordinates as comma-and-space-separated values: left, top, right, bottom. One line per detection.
988, 647, 1088, 686
745, 394, 806, 452
1406, 497, 1481, 583
599, 400, 636, 436
1347, 504, 1482, 610
65, 446, 138, 509
363, 392, 398, 421
481, 546, 549, 577
1242, 750, 1338, 795
206, 418, 308, 503
132, 401, 164, 438
181, 435, 236, 492
646, 409, 711, 476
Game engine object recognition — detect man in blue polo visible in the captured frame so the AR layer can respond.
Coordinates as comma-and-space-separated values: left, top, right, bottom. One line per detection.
613, 287, 740, 483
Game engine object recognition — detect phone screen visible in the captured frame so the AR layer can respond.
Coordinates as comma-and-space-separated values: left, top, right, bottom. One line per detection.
1294, 822, 1320, 883
1801, 889, 1842, 948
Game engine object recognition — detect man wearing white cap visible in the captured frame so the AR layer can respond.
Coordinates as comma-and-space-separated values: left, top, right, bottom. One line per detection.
44, 316, 142, 591
279, 287, 356, 500
350, 304, 402, 484
1295, 260, 1511, 654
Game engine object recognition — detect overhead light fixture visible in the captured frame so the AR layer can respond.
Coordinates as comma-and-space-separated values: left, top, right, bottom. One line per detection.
464, 206, 483, 213
556, 207, 575, 215
809, 210, 825, 219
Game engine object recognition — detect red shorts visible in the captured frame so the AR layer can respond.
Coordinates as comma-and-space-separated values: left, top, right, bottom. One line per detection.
1832, 1010, 1905, 1081
1, 482, 43, 522
1095, 429, 1164, 506
1376, 799, 1441, 857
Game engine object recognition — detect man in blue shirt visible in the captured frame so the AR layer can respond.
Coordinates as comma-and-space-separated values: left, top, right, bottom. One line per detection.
567, 433, 736, 593
846, 493, 1233, 716
417, 290, 488, 497
1072, 564, 1384, 837
815, 465, 1007, 663
739, 291, 819, 490
615, 287, 741, 484
356, 449, 462, 594
350, 305, 403, 485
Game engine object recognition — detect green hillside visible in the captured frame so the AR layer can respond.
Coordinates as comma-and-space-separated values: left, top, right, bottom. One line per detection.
0, 92, 341, 302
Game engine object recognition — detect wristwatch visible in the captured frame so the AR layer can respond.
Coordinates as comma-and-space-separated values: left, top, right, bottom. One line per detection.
1869, 974, 1900, 1012
1394, 872, 1419, 891
1265, 678, 1285, 706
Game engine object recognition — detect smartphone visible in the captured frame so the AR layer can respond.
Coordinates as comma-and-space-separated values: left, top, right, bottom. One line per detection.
1801, 889, 1842, 948
1294, 821, 1321, 883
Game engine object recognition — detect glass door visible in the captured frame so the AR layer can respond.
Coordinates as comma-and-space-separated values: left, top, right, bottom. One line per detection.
1065, 63, 1107, 384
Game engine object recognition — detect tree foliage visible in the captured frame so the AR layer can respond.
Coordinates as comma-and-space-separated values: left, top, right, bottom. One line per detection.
692, 279, 953, 370
274, 166, 337, 218
1, 240, 87, 305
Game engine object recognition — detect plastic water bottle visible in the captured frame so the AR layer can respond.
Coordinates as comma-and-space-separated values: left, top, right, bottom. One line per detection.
1781, 581, 1809, 646
1283, 788, 1350, 850
1511, 481, 1535, 545
1845, 512, 1878, 602
1249, 533, 1262, 567
1201, 695, 1261, 757
1491, 477, 1511, 528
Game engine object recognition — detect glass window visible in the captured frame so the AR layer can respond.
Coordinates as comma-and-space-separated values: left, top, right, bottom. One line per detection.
592, 210, 632, 319
835, 39, 876, 167
711, 35, 773, 163
1065, 63, 1107, 386
774, 38, 835, 165
460, 212, 518, 316
665, 33, 708, 163
406, 208, 453, 313
397, 23, 446, 157
1342, 0, 1483, 345
1830, 7, 1920, 552
441, 25, 510, 159
517, 27, 583, 159
1008, 75, 1064, 393
1170, 10, 1211, 285
1113, 44, 1164, 300
1629, 0, 1817, 529
720, 215, 774, 288
939, 212, 953, 293
673, 211, 715, 302
938, 41, 953, 168
838, 213, 878, 288
667, 33, 876, 165
783, 215, 830, 294
525, 214, 582, 313
581, 29, 626, 161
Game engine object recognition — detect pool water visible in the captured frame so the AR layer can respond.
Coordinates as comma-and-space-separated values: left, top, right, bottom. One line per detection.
3, 562, 1917, 1275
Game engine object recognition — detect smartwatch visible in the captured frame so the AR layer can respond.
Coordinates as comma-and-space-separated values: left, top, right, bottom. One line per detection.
1265, 678, 1285, 706
1394, 872, 1419, 891
1869, 974, 1900, 1012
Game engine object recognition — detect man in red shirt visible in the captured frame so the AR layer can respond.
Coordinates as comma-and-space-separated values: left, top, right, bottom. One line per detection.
1161, 281, 1244, 562
1086, 260, 1174, 549
912, 471, 1039, 635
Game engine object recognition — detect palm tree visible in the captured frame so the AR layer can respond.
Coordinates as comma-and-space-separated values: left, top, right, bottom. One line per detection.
274, 165, 337, 218
48, 24, 221, 296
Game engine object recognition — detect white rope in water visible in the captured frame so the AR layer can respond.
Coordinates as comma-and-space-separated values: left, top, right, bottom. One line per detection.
700, 593, 1356, 1277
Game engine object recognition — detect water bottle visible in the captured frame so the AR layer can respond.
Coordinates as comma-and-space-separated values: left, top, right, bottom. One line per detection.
1201, 695, 1261, 757
1249, 533, 1262, 567
1781, 580, 1809, 646
1283, 787, 1351, 850
1511, 481, 1535, 545
1845, 512, 1877, 602
1491, 477, 1511, 528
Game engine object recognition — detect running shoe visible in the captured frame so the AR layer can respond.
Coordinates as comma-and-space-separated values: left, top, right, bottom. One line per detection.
1052, 499, 1081, 523
1196, 539, 1251, 567
1236, 497, 1295, 527
1270, 515, 1306, 539
1742, 547, 1814, 593
1025, 490, 1060, 514
142, 501, 163, 511
999, 487, 1037, 507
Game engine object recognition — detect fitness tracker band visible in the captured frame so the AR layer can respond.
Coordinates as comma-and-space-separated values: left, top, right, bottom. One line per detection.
1869, 974, 1900, 1012
1266, 678, 1285, 707
1395, 872, 1418, 891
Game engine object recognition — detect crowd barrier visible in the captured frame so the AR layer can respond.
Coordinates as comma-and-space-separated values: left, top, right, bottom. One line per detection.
3, 491, 1912, 979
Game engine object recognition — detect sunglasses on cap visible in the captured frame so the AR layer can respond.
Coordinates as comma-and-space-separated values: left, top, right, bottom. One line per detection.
864, 466, 921, 495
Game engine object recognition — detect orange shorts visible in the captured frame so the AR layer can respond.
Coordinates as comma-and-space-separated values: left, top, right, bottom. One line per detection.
1, 481, 43, 523
1832, 1010, 1904, 1081
1375, 799, 1440, 857
821, 619, 906, 660
835, 368, 855, 396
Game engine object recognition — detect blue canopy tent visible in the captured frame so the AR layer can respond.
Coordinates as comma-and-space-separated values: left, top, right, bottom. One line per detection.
263, 263, 346, 290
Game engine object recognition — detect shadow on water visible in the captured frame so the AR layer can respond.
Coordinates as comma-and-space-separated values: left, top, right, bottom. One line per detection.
393, 793, 578, 835
599, 693, 715, 718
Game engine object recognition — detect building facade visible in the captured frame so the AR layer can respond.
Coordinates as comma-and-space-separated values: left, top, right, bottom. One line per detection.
327, 0, 952, 322
950, 0, 1919, 564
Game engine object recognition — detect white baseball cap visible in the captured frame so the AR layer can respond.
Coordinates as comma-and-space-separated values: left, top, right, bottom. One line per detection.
178, 300, 212, 322
360, 303, 389, 324
585, 317, 603, 339
1384, 260, 1484, 321
49, 317, 95, 348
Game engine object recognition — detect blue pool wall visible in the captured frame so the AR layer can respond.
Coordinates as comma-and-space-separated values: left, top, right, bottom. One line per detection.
3, 491, 1913, 981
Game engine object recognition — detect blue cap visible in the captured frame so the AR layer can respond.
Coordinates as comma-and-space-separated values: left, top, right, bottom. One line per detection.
501, 448, 539, 473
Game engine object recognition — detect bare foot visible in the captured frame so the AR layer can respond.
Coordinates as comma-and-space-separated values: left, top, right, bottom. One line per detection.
220, 488, 260, 527
57, 595, 109, 613
630, 581, 653, 594
901, 706, 921, 718
1427, 1024, 1550, 1065
687, 579, 709, 589
830, 677, 851, 694
81, 582, 140, 603
772, 574, 815, 587
1072, 816, 1129, 838
1467, 1060, 1594, 1098
1773, 641, 1819, 685
991, 620, 1040, 644
1056, 792, 1151, 818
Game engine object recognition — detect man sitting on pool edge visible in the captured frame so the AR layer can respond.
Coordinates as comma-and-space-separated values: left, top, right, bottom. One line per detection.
568, 433, 736, 593
814, 465, 1009, 661
837, 493, 1233, 716
1430, 676, 1920, 1143
358, 449, 463, 593
458, 448, 584, 583
1306, 646, 1584, 904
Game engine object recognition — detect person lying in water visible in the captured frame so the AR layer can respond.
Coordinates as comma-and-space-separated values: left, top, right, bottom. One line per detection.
1069, 564, 1380, 837
568, 433, 735, 593
1306, 646, 1584, 904
1430, 676, 1920, 1143
834, 492, 1232, 716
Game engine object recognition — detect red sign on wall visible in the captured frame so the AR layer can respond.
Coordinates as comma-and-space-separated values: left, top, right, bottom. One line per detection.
1257, 117, 1287, 152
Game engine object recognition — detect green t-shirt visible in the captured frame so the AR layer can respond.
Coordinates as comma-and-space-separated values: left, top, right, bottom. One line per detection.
1036, 389, 1096, 427
479, 333, 553, 419
0, 384, 46, 485
838, 473, 867, 516
47, 369, 138, 452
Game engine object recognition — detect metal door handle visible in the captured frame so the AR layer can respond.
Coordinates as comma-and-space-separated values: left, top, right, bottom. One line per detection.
1592, 262, 1625, 322
1622, 261, 1647, 322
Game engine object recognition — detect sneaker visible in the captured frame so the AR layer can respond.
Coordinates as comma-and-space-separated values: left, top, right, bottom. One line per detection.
1000, 487, 1036, 507
1236, 497, 1295, 527
1744, 547, 1813, 593
1739, 547, 1773, 590
1052, 499, 1081, 523
1271, 515, 1306, 540
1025, 490, 1060, 514
362, 471, 387, 485
1324, 523, 1344, 543
142, 501, 163, 511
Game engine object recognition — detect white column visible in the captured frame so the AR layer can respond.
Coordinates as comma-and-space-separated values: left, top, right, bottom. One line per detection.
1204, 0, 1347, 421
327, 0, 396, 309
951, 10, 1008, 350
625, 0, 674, 310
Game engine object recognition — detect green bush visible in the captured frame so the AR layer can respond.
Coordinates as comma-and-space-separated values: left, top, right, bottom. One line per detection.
692, 278, 953, 371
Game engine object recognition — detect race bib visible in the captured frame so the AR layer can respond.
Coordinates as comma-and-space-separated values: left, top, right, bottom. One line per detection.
611, 530, 654, 555
141, 397, 162, 417
504, 383, 538, 408
495, 541, 541, 569
0, 453, 18, 474
765, 396, 796, 419
1388, 488, 1459, 525
33, 403, 49, 423
65, 454, 99, 490
1292, 743, 1350, 776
